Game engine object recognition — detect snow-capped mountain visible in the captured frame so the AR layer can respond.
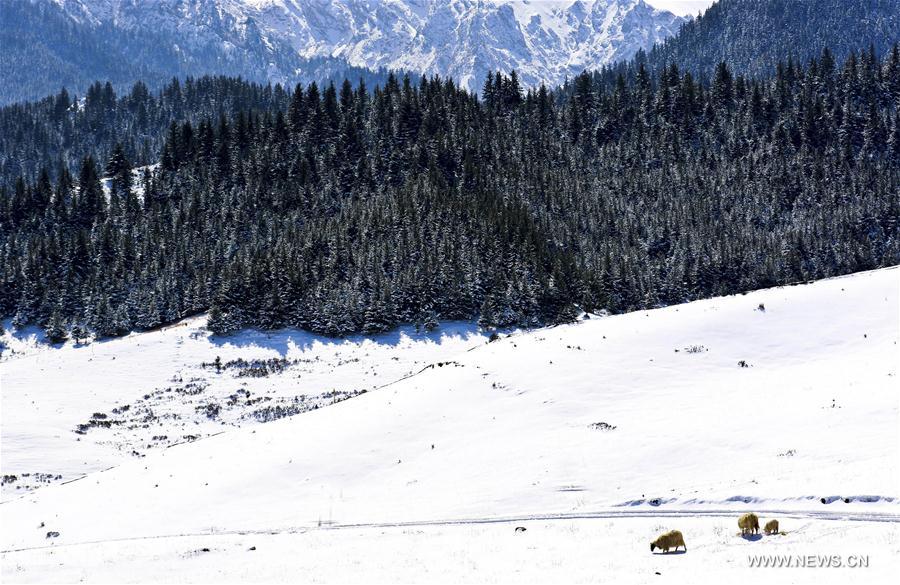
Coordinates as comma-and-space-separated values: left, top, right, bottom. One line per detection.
49, 0, 685, 91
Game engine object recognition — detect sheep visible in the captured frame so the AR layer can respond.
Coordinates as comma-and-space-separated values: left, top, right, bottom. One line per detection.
650, 530, 686, 553
764, 519, 779, 535
738, 513, 760, 535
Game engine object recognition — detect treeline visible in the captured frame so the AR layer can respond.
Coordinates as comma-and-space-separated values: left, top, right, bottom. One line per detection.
0, 71, 400, 187
636, 0, 900, 81
0, 0, 403, 106
0, 77, 290, 192
1, 46, 899, 340
0, 72, 390, 191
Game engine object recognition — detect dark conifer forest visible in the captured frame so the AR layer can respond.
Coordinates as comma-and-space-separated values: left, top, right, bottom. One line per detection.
2, 46, 899, 340
640, 0, 900, 80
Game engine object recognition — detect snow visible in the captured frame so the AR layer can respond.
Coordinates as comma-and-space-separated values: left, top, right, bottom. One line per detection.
5, 518, 898, 583
99, 163, 159, 202
645, 0, 714, 17
1, 319, 491, 497
1, 267, 898, 582
55, 1, 685, 92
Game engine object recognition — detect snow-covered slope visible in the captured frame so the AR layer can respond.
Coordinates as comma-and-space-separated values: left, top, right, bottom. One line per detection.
1, 319, 492, 497
50, 0, 684, 91
2, 268, 898, 582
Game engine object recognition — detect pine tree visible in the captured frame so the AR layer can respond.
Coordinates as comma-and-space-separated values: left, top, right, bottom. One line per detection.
1, 50, 897, 342
44, 309, 68, 344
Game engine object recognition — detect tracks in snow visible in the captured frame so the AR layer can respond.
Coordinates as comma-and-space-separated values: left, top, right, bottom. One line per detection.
3, 507, 897, 554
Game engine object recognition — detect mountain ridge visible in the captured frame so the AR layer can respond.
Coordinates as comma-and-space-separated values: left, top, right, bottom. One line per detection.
640, 0, 900, 79
0, 0, 400, 105
3, 0, 684, 104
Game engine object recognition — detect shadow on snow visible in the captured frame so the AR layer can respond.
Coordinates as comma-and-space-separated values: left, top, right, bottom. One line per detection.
206, 321, 494, 356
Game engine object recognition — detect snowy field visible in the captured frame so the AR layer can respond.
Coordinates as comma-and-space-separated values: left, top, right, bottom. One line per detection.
1, 320, 491, 496
1, 267, 898, 583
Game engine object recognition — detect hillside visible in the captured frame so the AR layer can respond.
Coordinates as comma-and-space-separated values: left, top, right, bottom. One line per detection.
0, 0, 400, 106
2, 267, 898, 582
641, 0, 900, 78
1, 319, 492, 497
4, 49, 899, 341
0, 0, 682, 104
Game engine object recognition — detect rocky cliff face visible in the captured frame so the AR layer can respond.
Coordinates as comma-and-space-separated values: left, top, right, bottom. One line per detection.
52, 0, 684, 91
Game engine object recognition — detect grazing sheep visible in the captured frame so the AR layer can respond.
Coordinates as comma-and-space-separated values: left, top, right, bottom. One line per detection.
764, 519, 779, 535
650, 530, 686, 553
738, 513, 760, 535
